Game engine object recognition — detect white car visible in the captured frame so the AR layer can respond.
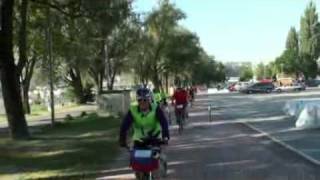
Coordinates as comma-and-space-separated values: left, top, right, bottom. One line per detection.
275, 83, 306, 93
234, 82, 252, 91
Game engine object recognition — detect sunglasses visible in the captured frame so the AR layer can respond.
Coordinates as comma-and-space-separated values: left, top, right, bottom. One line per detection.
137, 98, 149, 102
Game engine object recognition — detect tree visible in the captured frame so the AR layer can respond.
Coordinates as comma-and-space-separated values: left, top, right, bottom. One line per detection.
130, 25, 154, 86
224, 62, 241, 77
16, 0, 31, 114
83, 0, 132, 93
286, 27, 299, 53
283, 27, 300, 76
164, 27, 201, 87
144, 0, 185, 89
16, 0, 45, 114
214, 62, 226, 83
104, 17, 140, 90
299, 2, 320, 79
275, 49, 300, 75
264, 64, 274, 79
240, 64, 253, 81
0, 0, 29, 139
191, 52, 225, 86
255, 62, 265, 80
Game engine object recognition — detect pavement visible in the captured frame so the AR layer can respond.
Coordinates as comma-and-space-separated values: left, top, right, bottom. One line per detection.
207, 89, 320, 166
95, 90, 320, 180
244, 112, 320, 166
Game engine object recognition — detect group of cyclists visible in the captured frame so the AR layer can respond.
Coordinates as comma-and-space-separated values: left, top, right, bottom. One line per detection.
119, 85, 196, 179
119, 85, 196, 146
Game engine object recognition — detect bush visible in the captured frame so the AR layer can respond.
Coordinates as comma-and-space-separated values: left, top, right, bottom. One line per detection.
80, 111, 87, 117
65, 114, 74, 121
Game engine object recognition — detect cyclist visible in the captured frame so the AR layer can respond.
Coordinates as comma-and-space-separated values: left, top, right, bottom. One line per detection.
119, 87, 170, 148
171, 86, 189, 123
153, 88, 162, 105
188, 87, 195, 106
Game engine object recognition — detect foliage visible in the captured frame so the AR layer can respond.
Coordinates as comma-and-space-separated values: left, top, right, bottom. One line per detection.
286, 27, 299, 53
274, 49, 300, 75
299, 2, 320, 78
192, 53, 226, 85
240, 64, 253, 81
255, 63, 265, 80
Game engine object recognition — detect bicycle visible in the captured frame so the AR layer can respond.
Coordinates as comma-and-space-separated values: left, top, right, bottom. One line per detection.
175, 104, 185, 134
128, 134, 168, 180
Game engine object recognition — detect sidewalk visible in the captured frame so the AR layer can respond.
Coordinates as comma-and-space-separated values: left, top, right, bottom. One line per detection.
243, 116, 320, 165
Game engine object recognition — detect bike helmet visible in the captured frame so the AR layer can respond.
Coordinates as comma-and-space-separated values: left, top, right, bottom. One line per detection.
136, 87, 151, 101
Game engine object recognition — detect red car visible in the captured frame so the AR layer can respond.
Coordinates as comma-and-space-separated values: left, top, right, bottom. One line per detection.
228, 83, 237, 92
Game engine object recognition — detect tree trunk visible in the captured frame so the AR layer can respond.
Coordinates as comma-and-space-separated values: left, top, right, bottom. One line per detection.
89, 66, 103, 95
105, 41, 116, 91
0, 0, 29, 139
17, 0, 28, 75
22, 58, 36, 114
22, 85, 30, 114
165, 72, 169, 93
98, 71, 103, 94
107, 69, 117, 90
69, 67, 86, 104
152, 64, 161, 90
18, 0, 31, 115
90, 41, 105, 95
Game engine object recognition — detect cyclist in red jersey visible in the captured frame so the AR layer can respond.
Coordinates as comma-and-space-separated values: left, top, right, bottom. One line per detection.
171, 87, 189, 122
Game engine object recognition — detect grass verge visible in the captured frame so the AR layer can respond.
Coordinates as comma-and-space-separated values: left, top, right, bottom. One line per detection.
0, 104, 81, 124
0, 113, 120, 180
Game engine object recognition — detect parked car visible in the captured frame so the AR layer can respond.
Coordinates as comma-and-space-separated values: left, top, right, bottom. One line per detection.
275, 83, 306, 93
234, 82, 252, 91
228, 83, 237, 92
305, 79, 320, 87
241, 82, 275, 94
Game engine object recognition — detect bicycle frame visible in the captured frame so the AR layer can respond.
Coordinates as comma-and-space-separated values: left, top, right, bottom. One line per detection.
129, 138, 167, 180
175, 105, 185, 134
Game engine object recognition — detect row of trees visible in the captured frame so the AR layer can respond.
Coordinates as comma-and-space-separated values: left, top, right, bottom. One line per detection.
240, 2, 320, 82
0, 0, 226, 139
256, 2, 320, 80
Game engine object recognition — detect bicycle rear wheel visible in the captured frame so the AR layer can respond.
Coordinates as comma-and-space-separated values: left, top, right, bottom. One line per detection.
178, 115, 183, 134
135, 172, 153, 180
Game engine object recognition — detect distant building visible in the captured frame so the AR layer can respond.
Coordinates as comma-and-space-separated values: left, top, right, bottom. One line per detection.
225, 62, 252, 78
227, 77, 240, 83
112, 73, 136, 90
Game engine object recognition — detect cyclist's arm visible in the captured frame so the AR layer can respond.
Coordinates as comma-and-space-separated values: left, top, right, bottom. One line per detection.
156, 106, 170, 140
119, 111, 133, 144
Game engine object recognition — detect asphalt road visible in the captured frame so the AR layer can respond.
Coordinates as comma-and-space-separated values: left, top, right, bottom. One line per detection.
97, 90, 320, 180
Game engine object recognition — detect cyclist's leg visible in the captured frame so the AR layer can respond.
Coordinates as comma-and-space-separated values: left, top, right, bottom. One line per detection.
174, 107, 179, 125
184, 103, 188, 120
165, 105, 171, 125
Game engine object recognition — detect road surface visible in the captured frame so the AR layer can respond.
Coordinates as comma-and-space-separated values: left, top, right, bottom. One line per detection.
96, 90, 320, 180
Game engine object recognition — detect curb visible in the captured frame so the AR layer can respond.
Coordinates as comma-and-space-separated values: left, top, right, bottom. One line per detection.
241, 122, 320, 166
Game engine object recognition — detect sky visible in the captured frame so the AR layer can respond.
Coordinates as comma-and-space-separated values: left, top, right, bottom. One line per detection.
133, 0, 320, 64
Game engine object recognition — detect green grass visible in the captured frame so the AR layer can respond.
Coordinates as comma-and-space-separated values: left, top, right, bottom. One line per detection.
0, 113, 121, 180
29, 104, 49, 116
0, 104, 80, 124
